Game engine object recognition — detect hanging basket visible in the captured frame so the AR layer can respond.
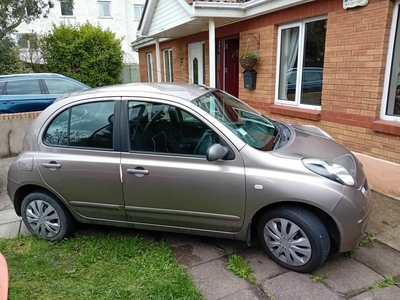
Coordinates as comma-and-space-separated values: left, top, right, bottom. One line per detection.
239, 58, 257, 70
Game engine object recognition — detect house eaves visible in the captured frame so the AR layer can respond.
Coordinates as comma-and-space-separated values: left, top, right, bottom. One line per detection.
133, 0, 315, 50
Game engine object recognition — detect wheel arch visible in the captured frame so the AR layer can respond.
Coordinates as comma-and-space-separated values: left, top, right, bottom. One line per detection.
250, 201, 341, 252
14, 184, 69, 217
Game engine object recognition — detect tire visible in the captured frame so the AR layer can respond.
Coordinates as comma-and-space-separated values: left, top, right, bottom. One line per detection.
21, 191, 76, 241
257, 206, 330, 273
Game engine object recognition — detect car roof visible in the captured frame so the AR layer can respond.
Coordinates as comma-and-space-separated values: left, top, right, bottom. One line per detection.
0, 73, 69, 81
56, 82, 215, 103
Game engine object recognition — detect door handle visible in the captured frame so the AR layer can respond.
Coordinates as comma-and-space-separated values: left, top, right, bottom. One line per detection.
42, 162, 61, 169
127, 168, 149, 175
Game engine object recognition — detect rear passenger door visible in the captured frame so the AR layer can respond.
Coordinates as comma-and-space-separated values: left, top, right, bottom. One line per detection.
1, 78, 49, 113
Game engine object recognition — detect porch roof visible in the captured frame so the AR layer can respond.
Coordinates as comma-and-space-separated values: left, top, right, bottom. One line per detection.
132, 0, 315, 50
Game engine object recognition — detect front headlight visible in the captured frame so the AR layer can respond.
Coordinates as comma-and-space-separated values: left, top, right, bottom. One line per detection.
302, 158, 355, 186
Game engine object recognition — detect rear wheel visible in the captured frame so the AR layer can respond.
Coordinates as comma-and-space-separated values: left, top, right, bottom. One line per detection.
257, 206, 330, 273
21, 191, 75, 241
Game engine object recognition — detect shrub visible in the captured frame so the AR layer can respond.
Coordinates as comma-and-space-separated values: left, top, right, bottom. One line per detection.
0, 38, 30, 74
41, 22, 123, 87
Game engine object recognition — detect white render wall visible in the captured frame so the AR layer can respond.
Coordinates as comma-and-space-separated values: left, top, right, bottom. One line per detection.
15, 0, 145, 64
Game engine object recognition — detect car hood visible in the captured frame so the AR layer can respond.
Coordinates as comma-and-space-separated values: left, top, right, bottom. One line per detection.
271, 124, 364, 187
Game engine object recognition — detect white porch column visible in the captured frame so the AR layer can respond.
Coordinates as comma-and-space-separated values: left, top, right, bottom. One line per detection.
209, 18, 216, 88
155, 38, 162, 83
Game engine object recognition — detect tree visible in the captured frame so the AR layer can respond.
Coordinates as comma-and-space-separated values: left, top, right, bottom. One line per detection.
0, 0, 73, 41
41, 22, 123, 87
0, 38, 30, 74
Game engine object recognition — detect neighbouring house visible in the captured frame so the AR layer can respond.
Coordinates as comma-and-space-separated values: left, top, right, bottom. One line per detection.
14, 0, 146, 82
132, 0, 400, 165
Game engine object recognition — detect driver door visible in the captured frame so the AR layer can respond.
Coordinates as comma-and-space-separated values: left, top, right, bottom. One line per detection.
121, 99, 246, 232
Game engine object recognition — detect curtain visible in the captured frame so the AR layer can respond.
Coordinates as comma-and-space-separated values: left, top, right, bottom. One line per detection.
278, 27, 299, 100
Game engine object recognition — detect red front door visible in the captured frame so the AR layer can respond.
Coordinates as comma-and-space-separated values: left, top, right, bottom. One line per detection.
224, 39, 239, 98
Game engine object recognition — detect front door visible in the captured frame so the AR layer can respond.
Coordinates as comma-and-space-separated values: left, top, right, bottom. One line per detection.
188, 42, 204, 85
121, 99, 246, 232
225, 39, 239, 97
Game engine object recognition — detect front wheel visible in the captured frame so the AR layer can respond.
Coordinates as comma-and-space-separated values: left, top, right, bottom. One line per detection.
257, 206, 330, 273
21, 191, 75, 241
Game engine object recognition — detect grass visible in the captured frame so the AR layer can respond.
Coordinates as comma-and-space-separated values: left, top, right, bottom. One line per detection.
369, 276, 394, 290
359, 233, 375, 246
310, 272, 329, 282
226, 254, 256, 284
0, 234, 202, 300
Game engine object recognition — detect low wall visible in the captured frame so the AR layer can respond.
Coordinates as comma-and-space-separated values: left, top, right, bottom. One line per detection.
1, 112, 399, 200
0, 112, 41, 157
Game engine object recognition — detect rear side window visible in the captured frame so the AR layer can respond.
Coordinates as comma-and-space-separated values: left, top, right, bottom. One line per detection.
44, 101, 115, 149
5, 79, 41, 95
45, 78, 86, 94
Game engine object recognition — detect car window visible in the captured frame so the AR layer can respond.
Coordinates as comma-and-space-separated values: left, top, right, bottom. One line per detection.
0, 82, 5, 94
303, 71, 321, 82
5, 79, 42, 95
45, 78, 86, 94
128, 101, 219, 156
44, 101, 115, 149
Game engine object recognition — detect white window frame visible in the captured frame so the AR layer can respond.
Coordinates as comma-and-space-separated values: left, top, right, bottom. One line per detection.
275, 16, 327, 110
381, 1, 400, 122
147, 53, 154, 82
98, 1, 111, 17
134, 4, 143, 20
163, 49, 173, 83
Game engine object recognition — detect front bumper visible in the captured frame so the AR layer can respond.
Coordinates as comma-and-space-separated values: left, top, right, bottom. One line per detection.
333, 180, 373, 252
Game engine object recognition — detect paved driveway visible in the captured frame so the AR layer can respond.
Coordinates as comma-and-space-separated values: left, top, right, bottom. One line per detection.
1, 156, 400, 299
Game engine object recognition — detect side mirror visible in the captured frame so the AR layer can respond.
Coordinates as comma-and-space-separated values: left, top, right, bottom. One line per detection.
206, 144, 229, 162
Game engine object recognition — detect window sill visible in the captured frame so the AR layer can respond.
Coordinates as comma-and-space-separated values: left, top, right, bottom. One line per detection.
60, 16, 75, 19
372, 120, 400, 136
98, 16, 113, 19
269, 105, 321, 121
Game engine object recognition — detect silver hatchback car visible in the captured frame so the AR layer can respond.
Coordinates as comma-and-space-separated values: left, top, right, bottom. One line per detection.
7, 83, 372, 273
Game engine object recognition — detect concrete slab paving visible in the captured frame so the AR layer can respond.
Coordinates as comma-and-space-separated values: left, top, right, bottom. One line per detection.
0, 209, 20, 225
353, 241, 400, 278
239, 246, 288, 282
219, 286, 267, 300
0, 221, 21, 238
189, 258, 251, 300
314, 255, 383, 298
366, 191, 400, 235
171, 237, 233, 269
19, 221, 31, 236
349, 285, 400, 300
374, 224, 400, 253
262, 272, 344, 300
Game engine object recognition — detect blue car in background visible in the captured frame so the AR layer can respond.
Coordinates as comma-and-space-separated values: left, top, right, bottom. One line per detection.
0, 73, 89, 114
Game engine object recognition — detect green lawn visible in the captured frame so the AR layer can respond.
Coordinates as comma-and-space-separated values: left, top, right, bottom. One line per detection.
0, 234, 202, 300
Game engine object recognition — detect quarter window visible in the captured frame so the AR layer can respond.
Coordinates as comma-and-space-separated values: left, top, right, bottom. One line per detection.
98, 1, 111, 17
383, 2, 400, 118
128, 101, 219, 156
163, 49, 174, 82
276, 17, 327, 108
44, 101, 115, 149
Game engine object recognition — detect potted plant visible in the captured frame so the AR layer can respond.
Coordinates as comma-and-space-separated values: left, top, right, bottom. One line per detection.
239, 51, 258, 70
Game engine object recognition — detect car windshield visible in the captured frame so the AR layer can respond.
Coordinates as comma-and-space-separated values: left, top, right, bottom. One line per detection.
192, 90, 279, 151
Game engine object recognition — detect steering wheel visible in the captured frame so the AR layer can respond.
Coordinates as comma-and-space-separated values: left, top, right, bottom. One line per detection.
193, 129, 215, 155
143, 108, 165, 133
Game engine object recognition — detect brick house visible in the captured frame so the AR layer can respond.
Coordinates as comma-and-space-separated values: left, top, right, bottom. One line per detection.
132, 0, 400, 164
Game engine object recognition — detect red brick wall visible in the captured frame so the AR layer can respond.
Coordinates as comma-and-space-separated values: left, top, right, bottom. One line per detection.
137, 0, 400, 164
